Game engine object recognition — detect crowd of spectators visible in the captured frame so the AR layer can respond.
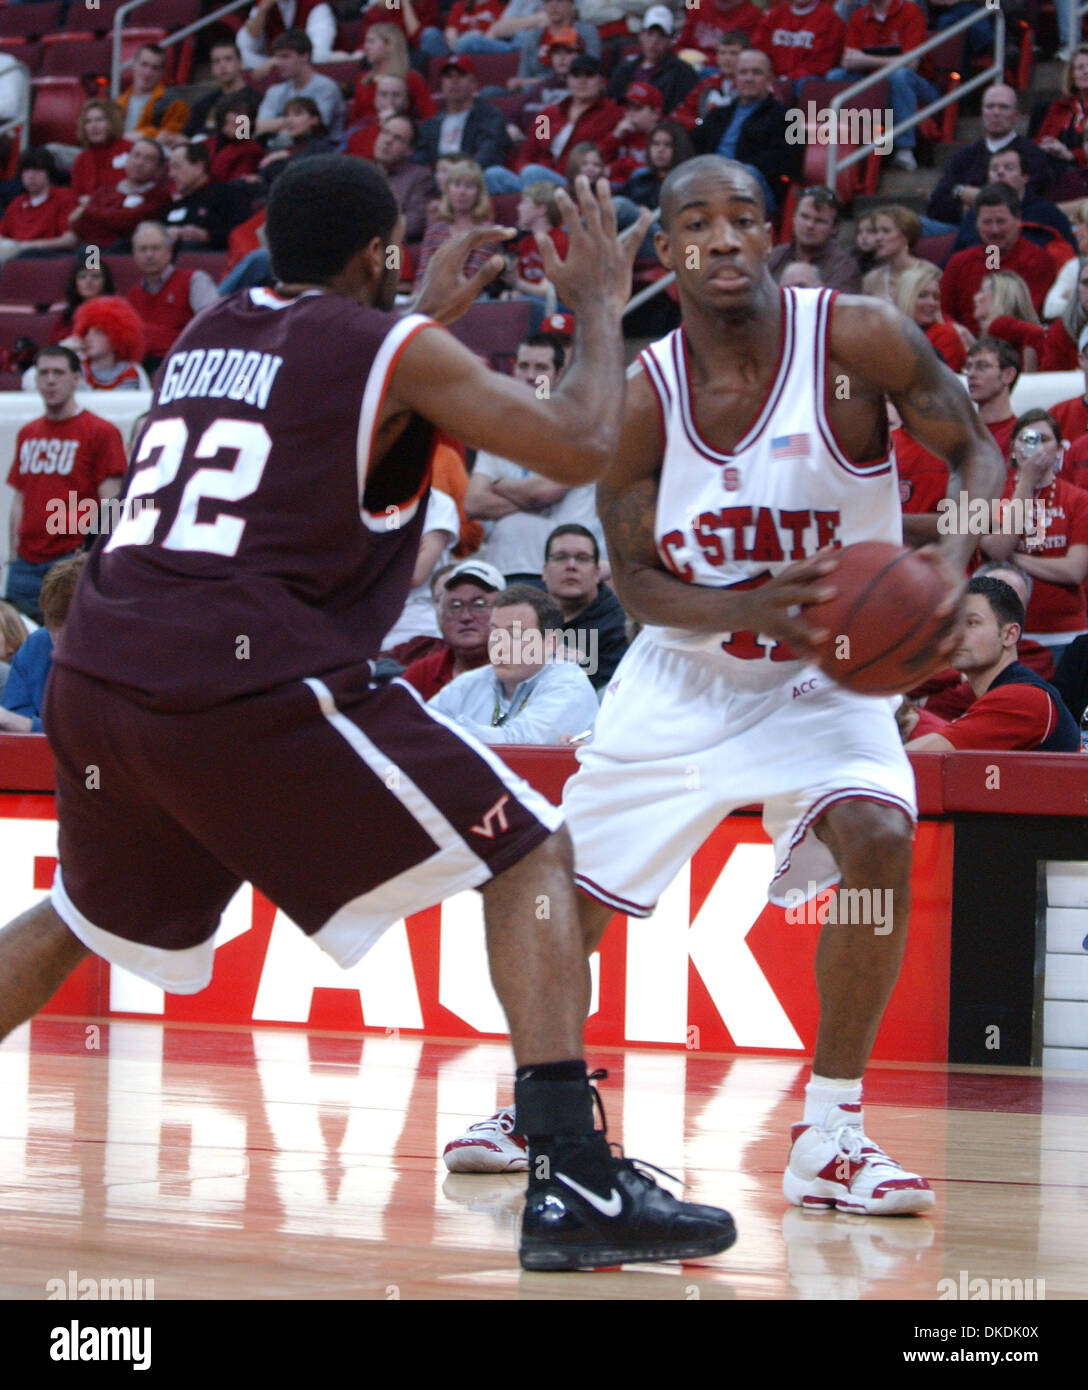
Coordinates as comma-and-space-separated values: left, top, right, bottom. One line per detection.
7, 5, 1088, 749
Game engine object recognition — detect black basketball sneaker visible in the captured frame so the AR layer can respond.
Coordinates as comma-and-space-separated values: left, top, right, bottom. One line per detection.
518, 1072, 736, 1271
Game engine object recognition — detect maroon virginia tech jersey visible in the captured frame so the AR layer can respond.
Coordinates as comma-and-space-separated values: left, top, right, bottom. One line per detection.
55, 290, 439, 709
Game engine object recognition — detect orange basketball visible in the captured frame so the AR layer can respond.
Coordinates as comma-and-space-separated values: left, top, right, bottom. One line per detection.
805, 542, 955, 696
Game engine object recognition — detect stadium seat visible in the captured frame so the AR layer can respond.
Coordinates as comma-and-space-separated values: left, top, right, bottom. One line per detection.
0, 371, 26, 391
428, 50, 519, 93
0, 3, 63, 42
916, 232, 955, 268
797, 78, 890, 206
29, 78, 86, 146
313, 60, 360, 91
924, 30, 965, 145
175, 250, 229, 283
124, 0, 201, 29
0, 38, 42, 71
104, 256, 141, 296
0, 309, 61, 351
41, 36, 113, 80
490, 93, 528, 129
446, 299, 530, 368
0, 258, 73, 312
336, 19, 366, 52
490, 192, 521, 227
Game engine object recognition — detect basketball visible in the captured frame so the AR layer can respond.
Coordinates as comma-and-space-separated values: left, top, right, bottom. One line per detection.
805, 542, 954, 696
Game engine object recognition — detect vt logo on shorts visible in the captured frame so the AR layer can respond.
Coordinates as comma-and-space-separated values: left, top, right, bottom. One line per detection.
470, 794, 511, 839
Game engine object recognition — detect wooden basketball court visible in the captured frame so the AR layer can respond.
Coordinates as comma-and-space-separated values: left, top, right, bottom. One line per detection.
0, 1017, 1083, 1305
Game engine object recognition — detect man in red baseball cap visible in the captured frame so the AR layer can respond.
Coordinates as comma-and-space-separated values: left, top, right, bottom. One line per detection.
417, 52, 511, 172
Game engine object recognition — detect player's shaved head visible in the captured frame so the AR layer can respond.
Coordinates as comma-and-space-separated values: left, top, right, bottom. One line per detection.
659, 155, 765, 231
267, 154, 399, 285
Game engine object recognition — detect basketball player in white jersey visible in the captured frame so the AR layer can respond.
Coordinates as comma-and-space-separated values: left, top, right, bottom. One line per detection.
445, 157, 1005, 1217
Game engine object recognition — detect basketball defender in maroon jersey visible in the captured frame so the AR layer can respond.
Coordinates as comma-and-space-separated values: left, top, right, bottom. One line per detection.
447, 157, 1006, 1216
0, 157, 735, 1272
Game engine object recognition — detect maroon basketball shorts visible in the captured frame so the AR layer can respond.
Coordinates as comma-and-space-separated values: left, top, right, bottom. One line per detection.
43, 664, 562, 993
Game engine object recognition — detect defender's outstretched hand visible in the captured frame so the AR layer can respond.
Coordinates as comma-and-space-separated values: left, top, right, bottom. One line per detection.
538, 177, 653, 315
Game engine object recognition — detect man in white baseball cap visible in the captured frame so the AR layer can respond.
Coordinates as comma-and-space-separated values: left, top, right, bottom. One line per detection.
607, 4, 700, 112
400, 560, 505, 700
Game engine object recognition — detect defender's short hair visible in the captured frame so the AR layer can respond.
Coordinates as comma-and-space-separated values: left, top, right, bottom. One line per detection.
266, 155, 398, 284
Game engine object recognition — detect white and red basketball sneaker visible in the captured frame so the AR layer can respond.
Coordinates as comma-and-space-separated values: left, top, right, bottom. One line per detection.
782, 1102, 935, 1216
442, 1107, 529, 1174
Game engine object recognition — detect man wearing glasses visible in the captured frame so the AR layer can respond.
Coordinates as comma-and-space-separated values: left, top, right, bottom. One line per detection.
540, 524, 629, 692
401, 560, 504, 699
767, 187, 861, 291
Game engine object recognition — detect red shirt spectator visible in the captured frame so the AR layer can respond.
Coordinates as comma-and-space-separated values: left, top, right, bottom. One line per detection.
518, 93, 622, 173
987, 415, 1017, 461
0, 186, 77, 243
677, 0, 765, 56
446, 0, 504, 39
515, 226, 569, 287
351, 68, 436, 125
7, 411, 127, 564
842, 0, 927, 56
70, 141, 133, 201
996, 472, 1088, 634
893, 426, 949, 514
942, 241, 1055, 335
1051, 393, 1088, 446
755, 1, 846, 83
925, 319, 967, 372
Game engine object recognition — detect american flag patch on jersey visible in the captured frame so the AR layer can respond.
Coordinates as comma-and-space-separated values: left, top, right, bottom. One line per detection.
771, 433, 810, 462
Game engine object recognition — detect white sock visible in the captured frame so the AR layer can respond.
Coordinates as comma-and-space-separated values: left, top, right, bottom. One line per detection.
804, 1074, 863, 1125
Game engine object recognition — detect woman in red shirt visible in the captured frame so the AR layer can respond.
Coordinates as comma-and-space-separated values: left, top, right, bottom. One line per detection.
351, 24, 435, 126
972, 270, 1044, 372
893, 262, 967, 372
1037, 46, 1088, 171
981, 409, 1088, 660
69, 100, 131, 202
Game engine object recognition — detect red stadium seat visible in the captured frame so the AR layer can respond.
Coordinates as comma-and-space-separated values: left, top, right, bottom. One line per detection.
175, 250, 229, 283
41, 36, 114, 80
0, 371, 27, 391
0, 38, 42, 72
29, 78, 87, 146
0, 309, 61, 351
797, 78, 889, 206
124, 0, 201, 29
336, 19, 366, 52
428, 50, 519, 93
916, 233, 955, 268
924, 29, 965, 145
0, 258, 73, 312
0, 3, 63, 41
313, 60, 360, 91
104, 255, 140, 296
446, 299, 531, 369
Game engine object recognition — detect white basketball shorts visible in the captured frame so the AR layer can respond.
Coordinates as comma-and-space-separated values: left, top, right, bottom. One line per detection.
563, 632, 917, 916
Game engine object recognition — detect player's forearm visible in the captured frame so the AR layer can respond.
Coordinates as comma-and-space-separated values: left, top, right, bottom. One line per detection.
611, 560, 753, 633
543, 298, 628, 482
902, 514, 942, 546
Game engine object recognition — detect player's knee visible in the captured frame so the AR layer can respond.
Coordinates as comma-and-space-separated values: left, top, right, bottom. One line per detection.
833, 802, 913, 881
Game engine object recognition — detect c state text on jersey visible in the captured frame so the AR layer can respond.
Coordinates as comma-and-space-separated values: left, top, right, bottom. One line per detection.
158, 348, 285, 410
660, 506, 842, 581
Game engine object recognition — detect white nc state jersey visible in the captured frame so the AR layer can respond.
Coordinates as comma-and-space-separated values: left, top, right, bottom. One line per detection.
638, 286, 902, 669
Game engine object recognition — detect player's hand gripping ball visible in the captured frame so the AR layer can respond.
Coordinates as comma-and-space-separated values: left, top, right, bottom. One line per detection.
804, 542, 957, 695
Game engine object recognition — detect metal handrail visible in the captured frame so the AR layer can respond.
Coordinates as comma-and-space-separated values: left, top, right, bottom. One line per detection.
111, 0, 254, 99
826, 5, 1004, 189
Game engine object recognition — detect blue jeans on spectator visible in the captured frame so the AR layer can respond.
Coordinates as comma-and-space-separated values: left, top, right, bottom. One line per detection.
826, 65, 938, 151
6, 554, 72, 623
456, 33, 519, 54
934, 2, 996, 59
218, 249, 273, 295
417, 26, 450, 60
919, 214, 958, 237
